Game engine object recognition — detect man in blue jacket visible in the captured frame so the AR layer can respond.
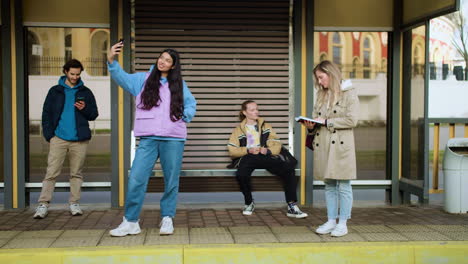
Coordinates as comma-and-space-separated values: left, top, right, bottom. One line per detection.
34, 59, 99, 219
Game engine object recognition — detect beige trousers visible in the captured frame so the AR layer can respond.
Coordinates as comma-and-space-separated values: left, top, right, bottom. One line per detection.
38, 136, 89, 204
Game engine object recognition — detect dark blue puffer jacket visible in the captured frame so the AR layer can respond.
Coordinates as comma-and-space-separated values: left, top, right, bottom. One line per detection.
41, 84, 99, 142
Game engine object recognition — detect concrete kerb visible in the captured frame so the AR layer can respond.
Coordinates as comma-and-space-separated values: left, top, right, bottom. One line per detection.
0, 241, 467, 264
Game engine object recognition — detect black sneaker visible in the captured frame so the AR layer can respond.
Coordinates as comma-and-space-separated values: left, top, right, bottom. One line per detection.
287, 203, 308, 218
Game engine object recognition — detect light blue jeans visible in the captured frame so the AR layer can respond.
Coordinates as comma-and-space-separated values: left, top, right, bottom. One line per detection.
324, 179, 353, 220
124, 138, 185, 222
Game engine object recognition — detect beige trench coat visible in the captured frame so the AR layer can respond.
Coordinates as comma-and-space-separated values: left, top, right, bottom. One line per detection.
310, 81, 360, 180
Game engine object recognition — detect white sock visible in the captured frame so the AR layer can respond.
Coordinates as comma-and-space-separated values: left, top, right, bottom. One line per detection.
327, 219, 337, 225
338, 219, 347, 226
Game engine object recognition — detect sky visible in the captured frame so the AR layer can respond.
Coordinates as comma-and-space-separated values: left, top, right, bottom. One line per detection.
462, 0, 468, 14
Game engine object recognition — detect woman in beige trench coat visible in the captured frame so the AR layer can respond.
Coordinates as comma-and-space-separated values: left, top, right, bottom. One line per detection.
300, 60, 359, 237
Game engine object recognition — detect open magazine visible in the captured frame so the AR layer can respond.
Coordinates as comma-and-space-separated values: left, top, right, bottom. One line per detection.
294, 116, 325, 124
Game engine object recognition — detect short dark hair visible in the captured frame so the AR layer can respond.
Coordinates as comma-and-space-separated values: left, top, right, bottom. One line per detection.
63, 59, 84, 74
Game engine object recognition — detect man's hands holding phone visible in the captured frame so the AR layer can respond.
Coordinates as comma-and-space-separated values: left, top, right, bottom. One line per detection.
74, 97, 85, 110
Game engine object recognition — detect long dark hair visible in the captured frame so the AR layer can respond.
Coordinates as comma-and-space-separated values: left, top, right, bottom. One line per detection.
139, 48, 184, 122
238, 100, 256, 121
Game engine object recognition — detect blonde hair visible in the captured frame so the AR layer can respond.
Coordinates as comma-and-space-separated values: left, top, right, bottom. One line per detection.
313, 60, 343, 109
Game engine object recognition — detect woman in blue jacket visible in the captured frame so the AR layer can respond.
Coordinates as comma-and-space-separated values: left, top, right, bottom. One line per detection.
107, 41, 196, 237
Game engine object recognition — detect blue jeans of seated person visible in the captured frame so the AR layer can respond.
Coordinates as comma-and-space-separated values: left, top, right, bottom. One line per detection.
125, 138, 185, 222
324, 179, 353, 221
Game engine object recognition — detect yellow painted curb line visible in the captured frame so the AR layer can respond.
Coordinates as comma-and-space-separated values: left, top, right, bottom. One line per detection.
0, 245, 183, 264
0, 241, 467, 264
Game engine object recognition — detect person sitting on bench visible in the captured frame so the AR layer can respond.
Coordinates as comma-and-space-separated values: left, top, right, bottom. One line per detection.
227, 100, 308, 218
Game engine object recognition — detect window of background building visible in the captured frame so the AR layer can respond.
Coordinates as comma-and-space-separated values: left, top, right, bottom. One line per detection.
65, 33, 72, 62
314, 31, 389, 180
363, 37, 371, 78
27, 31, 41, 75
413, 44, 424, 76
90, 30, 109, 76
332, 32, 342, 66
350, 57, 358, 79
26, 27, 111, 203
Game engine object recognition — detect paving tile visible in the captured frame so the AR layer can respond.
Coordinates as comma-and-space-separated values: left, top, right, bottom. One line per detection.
426, 225, 468, 232
361, 232, 409, 241
145, 228, 189, 245
0, 231, 21, 239
145, 235, 190, 245
189, 234, 234, 244
351, 225, 395, 233
443, 231, 468, 241
321, 233, 366, 242
2, 238, 56, 248
387, 225, 434, 232
59, 229, 106, 238
233, 233, 278, 244
0, 238, 12, 247
275, 232, 322, 243
190, 228, 234, 244
16, 230, 64, 239
190, 227, 230, 235
229, 226, 271, 234
270, 226, 311, 234
401, 232, 451, 241
98, 230, 146, 247
50, 237, 101, 248
146, 227, 189, 235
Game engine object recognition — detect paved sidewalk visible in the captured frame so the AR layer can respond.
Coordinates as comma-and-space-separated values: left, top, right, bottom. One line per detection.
0, 203, 467, 248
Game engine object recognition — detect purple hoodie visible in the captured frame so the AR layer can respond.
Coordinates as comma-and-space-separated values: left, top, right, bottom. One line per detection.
108, 61, 197, 139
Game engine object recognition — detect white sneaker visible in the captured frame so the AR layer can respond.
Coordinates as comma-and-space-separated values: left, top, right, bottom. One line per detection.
70, 203, 83, 216
109, 217, 141, 237
33, 203, 48, 219
242, 202, 255, 216
316, 221, 337, 235
331, 224, 348, 237
286, 204, 308, 218
159, 216, 174, 235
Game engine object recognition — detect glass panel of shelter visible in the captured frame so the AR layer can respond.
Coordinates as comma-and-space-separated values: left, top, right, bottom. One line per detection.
314, 31, 389, 180
25, 27, 112, 201
401, 25, 426, 186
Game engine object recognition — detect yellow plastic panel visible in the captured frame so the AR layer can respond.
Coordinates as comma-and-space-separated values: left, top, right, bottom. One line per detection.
315, 0, 393, 29
23, 0, 109, 24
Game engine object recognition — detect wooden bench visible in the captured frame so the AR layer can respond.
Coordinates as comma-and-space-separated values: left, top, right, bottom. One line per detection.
146, 169, 300, 192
